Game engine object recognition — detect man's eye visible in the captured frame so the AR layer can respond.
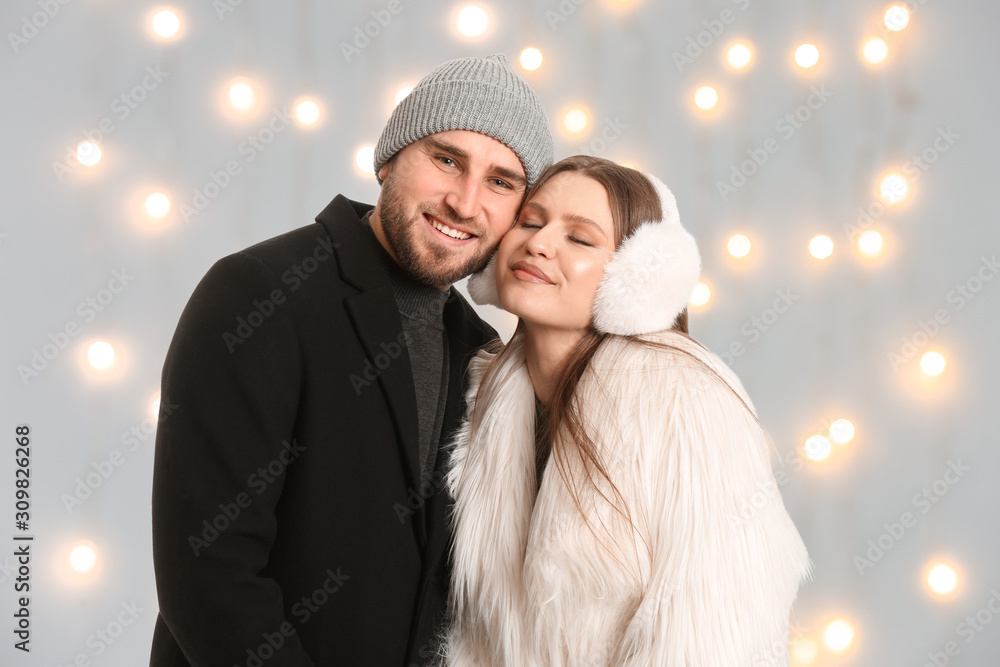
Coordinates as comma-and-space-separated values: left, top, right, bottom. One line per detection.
491, 178, 511, 189
438, 156, 456, 167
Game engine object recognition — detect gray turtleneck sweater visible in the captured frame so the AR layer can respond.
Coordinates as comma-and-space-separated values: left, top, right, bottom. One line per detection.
361, 211, 450, 488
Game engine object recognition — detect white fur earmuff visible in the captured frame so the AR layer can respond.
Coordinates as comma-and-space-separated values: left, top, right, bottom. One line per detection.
466, 172, 701, 336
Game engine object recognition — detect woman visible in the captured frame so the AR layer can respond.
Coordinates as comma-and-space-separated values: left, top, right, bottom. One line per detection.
440, 156, 811, 666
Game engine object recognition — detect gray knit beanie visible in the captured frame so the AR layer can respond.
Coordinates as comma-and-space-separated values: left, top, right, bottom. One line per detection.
374, 54, 554, 186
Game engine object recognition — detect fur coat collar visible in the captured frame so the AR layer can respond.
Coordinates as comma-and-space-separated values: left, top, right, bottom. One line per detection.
441, 329, 812, 666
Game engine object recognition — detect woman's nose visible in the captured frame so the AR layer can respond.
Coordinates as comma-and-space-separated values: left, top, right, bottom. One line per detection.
524, 225, 555, 258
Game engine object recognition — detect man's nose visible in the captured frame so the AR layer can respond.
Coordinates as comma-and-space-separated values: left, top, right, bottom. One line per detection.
444, 176, 481, 222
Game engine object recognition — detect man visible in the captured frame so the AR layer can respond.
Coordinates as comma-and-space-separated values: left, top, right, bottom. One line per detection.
150, 54, 553, 666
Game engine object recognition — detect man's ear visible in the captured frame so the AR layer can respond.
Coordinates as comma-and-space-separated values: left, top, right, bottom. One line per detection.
377, 161, 391, 182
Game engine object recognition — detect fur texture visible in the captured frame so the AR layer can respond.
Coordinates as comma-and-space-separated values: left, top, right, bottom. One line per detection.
441, 329, 812, 666
467, 253, 501, 308
591, 174, 700, 336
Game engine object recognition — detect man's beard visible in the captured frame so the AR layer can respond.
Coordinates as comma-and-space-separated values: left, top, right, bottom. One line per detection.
377, 171, 497, 288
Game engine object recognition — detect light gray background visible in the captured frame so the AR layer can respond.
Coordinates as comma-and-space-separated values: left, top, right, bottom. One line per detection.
2, 0, 998, 664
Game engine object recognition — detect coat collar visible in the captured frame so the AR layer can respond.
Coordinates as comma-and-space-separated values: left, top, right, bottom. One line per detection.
314, 194, 496, 548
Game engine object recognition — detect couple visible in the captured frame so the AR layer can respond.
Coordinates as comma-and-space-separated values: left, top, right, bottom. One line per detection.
150, 54, 810, 666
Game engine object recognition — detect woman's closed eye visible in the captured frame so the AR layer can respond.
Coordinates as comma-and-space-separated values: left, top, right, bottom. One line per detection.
518, 220, 596, 247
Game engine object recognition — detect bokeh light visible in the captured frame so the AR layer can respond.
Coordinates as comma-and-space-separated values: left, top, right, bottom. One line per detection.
694, 85, 719, 110
87, 341, 115, 370
823, 618, 856, 652
228, 80, 255, 110
862, 37, 889, 64
795, 43, 820, 68
727, 234, 752, 258
70, 544, 97, 573
456, 5, 489, 37
809, 235, 834, 259
858, 229, 884, 257
791, 637, 819, 664
880, 172, 909, 204
395, 86, 414, 106
804, 435, 832, 461
151, 10, 180, 38
927, 562, 959, 595
830, 418, 856, 444
77, 141, 102, 167
520, 47, 543, 71
294, 99, 321, 126
563, 107, 589, 133
145, 192, 171, 218
690, 281, 712, 307
920, 350, 946, 377
885, 5, 911, 31
726, 42, 754, 69
355, 146, 375, 175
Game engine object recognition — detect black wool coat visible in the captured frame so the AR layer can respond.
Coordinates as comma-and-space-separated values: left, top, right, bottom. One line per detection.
150, 194, 498, 666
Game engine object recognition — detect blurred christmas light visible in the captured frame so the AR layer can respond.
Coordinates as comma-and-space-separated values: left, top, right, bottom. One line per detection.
804, 435, 832, 461
694, 85, 719, 110
228, 80, 255, 110
809, 235, 834, 259
880, 172, 909, 204
355, 146, 375, 174
77, 141, 102, 167
920, 351, 946, 377
858, 229, 884, 257
151, 10, 180, 38
394, 86, 413, 106
726, 42, 754, 69
823, 618, 856, 651
563, 107, 589, 133
87, 341, 115, 370
829, 418, 856, 444
862, 37, 889, 64
70, 545, 97, 573
795, 43, 820, 68
294, 99, 321, 126
791, 637, 819, 664
520, 47, 543, 71
145, 192, 171, 218
456, 5, 489, 37
927, 563, 959, 596
690, 281, 712, 307
727, 234, 751, 258
885, 5, 910, 31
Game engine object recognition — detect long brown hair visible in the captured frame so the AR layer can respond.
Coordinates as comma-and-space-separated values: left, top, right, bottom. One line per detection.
471, 156, 763, 555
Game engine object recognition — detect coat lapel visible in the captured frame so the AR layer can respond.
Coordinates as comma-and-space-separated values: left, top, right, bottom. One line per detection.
422, 293, 496, 560
316, 197, 422, 529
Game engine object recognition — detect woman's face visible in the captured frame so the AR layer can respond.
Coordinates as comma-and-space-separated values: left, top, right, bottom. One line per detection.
496, 171, 617, 333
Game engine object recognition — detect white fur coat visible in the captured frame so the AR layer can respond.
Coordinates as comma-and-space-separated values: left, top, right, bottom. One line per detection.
440, 328, 812, 666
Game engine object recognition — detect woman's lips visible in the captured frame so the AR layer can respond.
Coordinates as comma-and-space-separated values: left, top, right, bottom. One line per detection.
511, 260, 554, 285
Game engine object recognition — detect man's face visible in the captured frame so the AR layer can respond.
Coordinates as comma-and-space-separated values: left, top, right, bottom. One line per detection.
373, 129, 528, 290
